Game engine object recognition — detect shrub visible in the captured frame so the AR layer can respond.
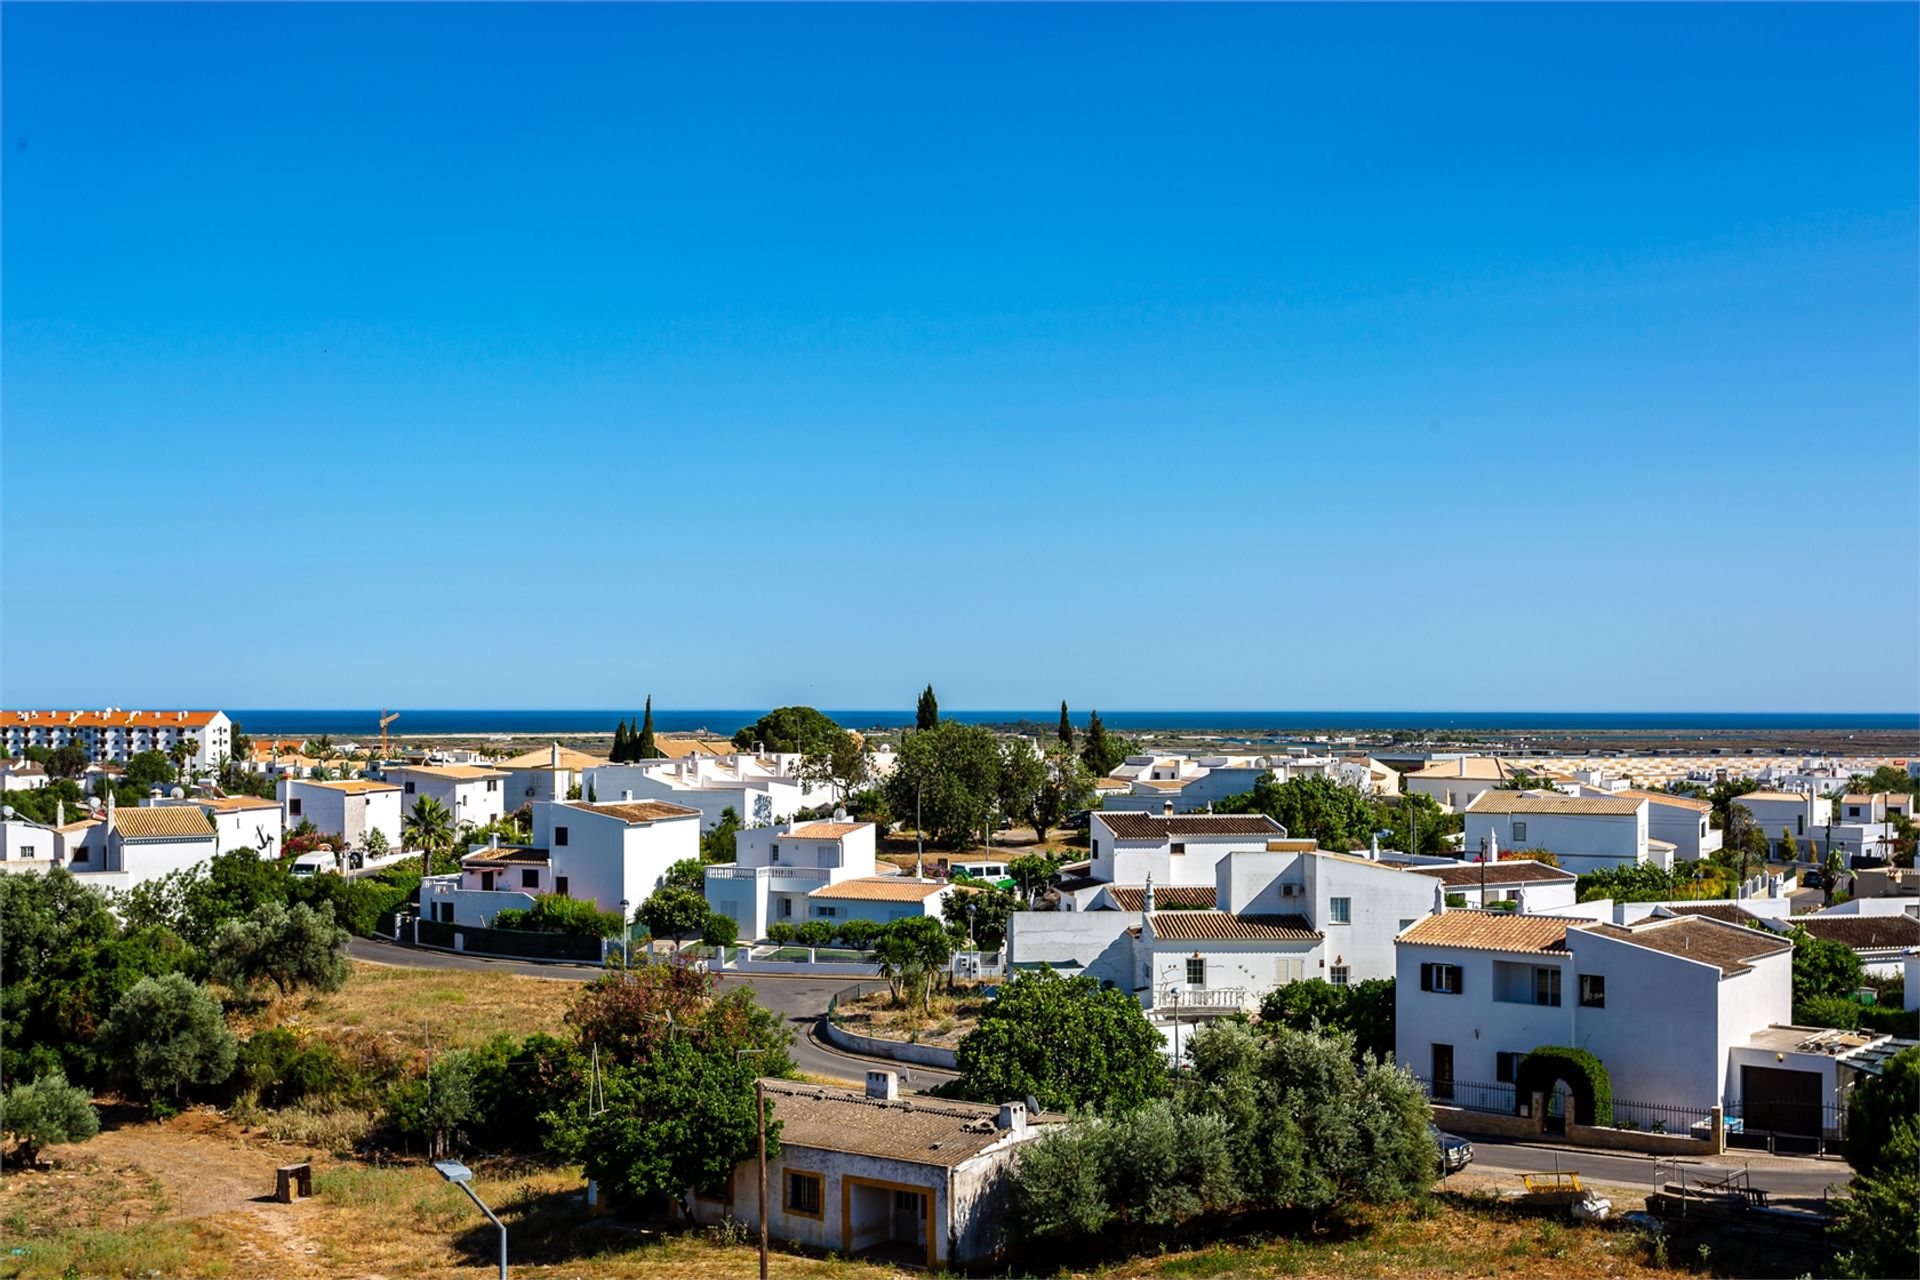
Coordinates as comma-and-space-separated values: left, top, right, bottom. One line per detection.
237, 1028, 350, 1108
492, 895, 623, 937
1796, 994, 1863, 1031
1, 1071, 100, 1166
834, 918, 881, 950
385, 1052, 477, 1158
953, 970, 1165, 1114
1514, 1046, 1613, 1127
210, 901, 350, 999
700, 913, 738, 948
98, 974, 236, 1102
764, 923, 796, 945
795, 921, 836, 948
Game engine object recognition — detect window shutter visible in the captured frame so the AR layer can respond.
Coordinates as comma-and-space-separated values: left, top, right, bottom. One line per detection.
1420, 963, 1433, 992
1449, 964, 1463, 994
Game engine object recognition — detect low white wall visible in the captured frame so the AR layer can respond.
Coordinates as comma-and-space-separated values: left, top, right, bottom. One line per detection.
821, 1016, 960, 1068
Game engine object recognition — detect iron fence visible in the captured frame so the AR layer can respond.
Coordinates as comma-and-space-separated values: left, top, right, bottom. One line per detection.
1414, 1075, 1516, 1116
1606, 1097, 1717, 1137
1723, 1099, 1847, 1156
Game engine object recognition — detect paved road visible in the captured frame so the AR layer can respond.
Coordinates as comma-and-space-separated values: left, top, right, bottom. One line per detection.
1460, 1134, 1850, 1200
344, 936, 957, 1089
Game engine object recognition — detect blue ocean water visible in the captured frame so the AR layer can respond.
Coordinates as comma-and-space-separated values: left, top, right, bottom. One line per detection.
224, 708, 1920, 737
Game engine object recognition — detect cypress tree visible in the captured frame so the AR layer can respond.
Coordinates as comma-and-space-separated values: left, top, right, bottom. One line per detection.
916, 684, 939, 731
1082, 710, 1111, 775
1058, 701, 1075, 749
613, 719, 631, 763
638, 696, 658, 760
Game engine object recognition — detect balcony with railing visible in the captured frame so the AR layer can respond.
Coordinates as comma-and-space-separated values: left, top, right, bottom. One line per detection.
704, 863, 832, 883
1154, 984, 1250, 1012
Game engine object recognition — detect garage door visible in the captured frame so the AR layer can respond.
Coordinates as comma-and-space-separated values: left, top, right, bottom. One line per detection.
1740, 1065, 1822, 1137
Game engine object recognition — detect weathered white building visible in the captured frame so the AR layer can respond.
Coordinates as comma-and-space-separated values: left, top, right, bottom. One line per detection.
280, 778, 405, 851
1405, 858, 1579, 911
1396, 910, 1793, 1115
1607, 789, 1720, 862
157, 795, 283, 859
704, 819, 880, 939
1733, 790, 1832, 857
1463, 791, 1660, 874
51, 796, 221, 891
496, 743, 606, 812
803, 875, 953, 928
1086, 809, 1286, 889
690, 1071, 1058, 1269
586, 751, 838, 830
1403, 757, 1541, 812
0, 759, 49, 791
1099, 754, 1287, 814
0, 709, 234, 771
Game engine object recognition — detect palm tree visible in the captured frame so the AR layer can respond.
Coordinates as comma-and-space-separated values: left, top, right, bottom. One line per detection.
404, 795, 454, 881
167, 739, 195, 786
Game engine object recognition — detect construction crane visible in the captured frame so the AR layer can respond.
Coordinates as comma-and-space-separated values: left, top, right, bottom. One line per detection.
379, 709, 399, 759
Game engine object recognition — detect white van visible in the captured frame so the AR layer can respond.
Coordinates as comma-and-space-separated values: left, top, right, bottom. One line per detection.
290, 851, 339, 878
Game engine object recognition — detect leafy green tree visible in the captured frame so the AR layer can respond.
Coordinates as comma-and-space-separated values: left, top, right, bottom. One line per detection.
1028, 747, 1095, 845
637, 696, 659, 759
796, 728, 874, 803
639, 885, 714, 946
1258, 978, 1395, 1062
795, 920, 836, 948
1009, 853, 1064, 905
1058, 702, 1075, 749
943, 885, 1017, 951
566, 958, 792, 1072
1, 1071, 99, 1167
1011, 1100, 1235, 1246
98, 974, 237, 1102
1220, 773, 1381, 850
550, 1034, 774, 1219
611, 719, 632, 763
1831, 1047, 1920, 1279
882, 719, 1002, 849
1790, 926, 1865, 1010
388, 1050, 476, 1158
953, 970, 1165, 1113
833, 918, 881, 950
1379, 792, 1459, 858
665, 858, 707, 892
1797, 994, 1862, 1031
209, 901, 350, 999
700, 806, 744, 863
45, 743, 91, 780
915, 684, 939, 732
996, 739, 1046, 837
123, 750, 177, 794
764, 922, 795, 945
1008, 1112, 1109, 1242
1178, 1020, 1433, 1217
731, 706, 843, 755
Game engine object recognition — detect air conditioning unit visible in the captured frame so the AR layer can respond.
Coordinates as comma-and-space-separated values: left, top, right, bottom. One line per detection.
1281, 883, 1300, 897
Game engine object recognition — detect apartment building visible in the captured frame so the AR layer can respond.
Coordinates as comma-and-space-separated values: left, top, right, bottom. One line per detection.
1, 709, 233, 771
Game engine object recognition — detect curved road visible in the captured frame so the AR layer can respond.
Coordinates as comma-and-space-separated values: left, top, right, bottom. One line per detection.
345, 937, 957, 1089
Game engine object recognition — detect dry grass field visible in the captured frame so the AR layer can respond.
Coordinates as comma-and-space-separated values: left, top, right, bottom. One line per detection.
278, 959, 576, 1049
834, 985, 992, 1049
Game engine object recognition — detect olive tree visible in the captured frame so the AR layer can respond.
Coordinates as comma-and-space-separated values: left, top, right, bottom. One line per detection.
98, 974, 237, 1102
1, 1071, 100, 1166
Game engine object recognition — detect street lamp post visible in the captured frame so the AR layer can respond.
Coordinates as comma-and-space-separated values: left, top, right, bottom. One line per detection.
433, 1160, 506, 1280
619, 898, 631, 974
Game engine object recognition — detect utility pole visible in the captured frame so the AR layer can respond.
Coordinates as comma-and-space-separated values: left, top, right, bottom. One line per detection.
915, 781, 924, 880
758, 1079, 769, 1280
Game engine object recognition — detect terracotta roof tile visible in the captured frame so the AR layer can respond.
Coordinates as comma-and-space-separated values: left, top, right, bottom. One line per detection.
784, 822, 867, 840
1466, 791, 1643, 816
564, 800, 702, 825
1148, 911, 1320, 942
760, 1080, 1055, 1167
300, 779, 400, 794
1399, 911, 1573, 954
1584, 917, 1791, 976
807, 877, 947, 902
1618, 789, 1713, 813
1791, 914, 1920, 952
112, 807, 215, 839
1407, 861, 1575, 887
1108, 885, 1215, 912
1097, 813, 1283, 840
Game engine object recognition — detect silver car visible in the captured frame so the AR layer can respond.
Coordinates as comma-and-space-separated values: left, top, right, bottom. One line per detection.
1431, 1124, 1473, 1172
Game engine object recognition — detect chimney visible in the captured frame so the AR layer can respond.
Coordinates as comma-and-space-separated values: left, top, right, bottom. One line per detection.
106, 790, 116, 833
1434, 879, 1447, 914
550, 741, 561, 769
1143, 874, 1156, 915
489, 832, 500, 849
1369, 832, 1380, 861
56, 800, 65, 827
1487, 831, 1500, 863
865, 1070, 899, 1101
996, 1101, 1029, 1135
1163, 800, 1174, 817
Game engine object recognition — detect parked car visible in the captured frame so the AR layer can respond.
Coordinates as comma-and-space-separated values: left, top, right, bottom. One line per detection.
290, 851, 340, 878
1431, 1124, 1473, 1172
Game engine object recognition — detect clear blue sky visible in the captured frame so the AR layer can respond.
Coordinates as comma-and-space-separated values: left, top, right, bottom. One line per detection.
4, 4, 1916, 713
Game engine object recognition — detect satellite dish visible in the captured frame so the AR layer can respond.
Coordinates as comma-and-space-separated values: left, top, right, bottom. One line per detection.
88, 797, 103, 812
1026, 1094, 1041, 1115
170, 786, 186, 799
2, 805, 15, 820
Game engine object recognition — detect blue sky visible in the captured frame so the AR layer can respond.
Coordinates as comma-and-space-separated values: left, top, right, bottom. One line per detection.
4, 4, 1916, 713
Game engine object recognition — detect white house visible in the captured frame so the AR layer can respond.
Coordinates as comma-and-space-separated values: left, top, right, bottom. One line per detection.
691, 1071, 1058, 1269
422, 798, 700, 927
1396, 910, 1793, 1115
0, 819, 58, 871
585, 751, 838, 830
1099, 755, 1286, 814
803, 876, 953, 928
384, 764, 507, 830
1087, 809, 1286, 890
1404, 757, 1537, 812
495, 743, 606, 812
157, 795, 282, 859
1405, 858, 1579, 911
704, 819, 879, 939
1774, 911, 1920, 978
0, 759, 49, 791
280, 778, 405, 851
1611, 789, 1720, 862
0, 709, 234, 771
1463, 791, 1660, 873
1733, 790, 1831, 857
53, 795, 221, 891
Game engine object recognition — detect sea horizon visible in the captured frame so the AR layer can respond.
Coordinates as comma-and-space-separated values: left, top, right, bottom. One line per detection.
197, 708, 1920, 738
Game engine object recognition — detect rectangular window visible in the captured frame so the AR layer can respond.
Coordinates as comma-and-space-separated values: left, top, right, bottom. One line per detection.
784, 1171, 823, 1217
1534, 967, 1561, 1007
1330, 965, 1350, 987
1399, 918, 1416, 932
554, 826, 568, 847
1170, 842, 1186, 856
554, 876, 569, 897
487, 779, 498, 792
521, 869, 539, 889
288, 798, 302, 817
1797, 815, 1804, 835
1579, 974, 1606, 1008
1512, 821, 1527, 842
1186, 956, 1206, 986
1329, 897, 1351, 924
778, 898, 793, 918
405, 781, 416, 794
893, 1189, 923, 1214
1431, 1043, 1454, 1099
817, 905, 838, 918
1496, 1051, 1521, 1083
1419, 962, 1463, 994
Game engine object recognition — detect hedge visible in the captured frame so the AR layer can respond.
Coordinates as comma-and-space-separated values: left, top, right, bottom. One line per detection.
1514, 1045, 1613, 1127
